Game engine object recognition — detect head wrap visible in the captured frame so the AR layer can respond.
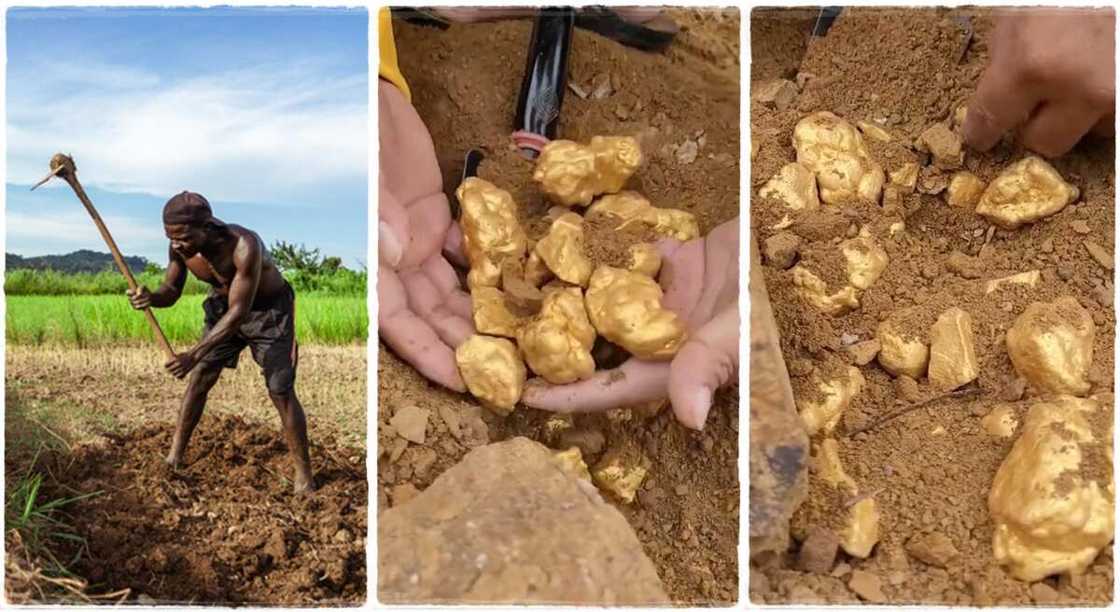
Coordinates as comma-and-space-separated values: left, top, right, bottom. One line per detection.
162, 191, 213, 226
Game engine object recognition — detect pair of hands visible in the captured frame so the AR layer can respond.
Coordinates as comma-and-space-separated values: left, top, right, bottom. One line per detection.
964, 9, 1114, 157
127, 286, 196, 378
378, 81, 739, 430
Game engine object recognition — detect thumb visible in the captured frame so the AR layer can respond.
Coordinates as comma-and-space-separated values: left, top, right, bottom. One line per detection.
668, 306, 739, 430
379, 185, 410, 269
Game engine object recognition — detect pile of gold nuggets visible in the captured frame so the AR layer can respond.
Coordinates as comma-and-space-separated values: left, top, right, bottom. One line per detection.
757, 104, 1113, 581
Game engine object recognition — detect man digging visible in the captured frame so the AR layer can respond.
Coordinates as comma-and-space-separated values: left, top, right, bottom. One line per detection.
127, 191, 314, 494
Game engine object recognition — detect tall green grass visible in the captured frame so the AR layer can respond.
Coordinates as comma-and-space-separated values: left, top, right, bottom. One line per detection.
5, 268, 366, 297
7, 294, 367, 346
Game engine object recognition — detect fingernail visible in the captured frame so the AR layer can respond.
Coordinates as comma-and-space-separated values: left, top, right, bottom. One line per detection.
682, 387, 712, 431
379, 221, 402, 268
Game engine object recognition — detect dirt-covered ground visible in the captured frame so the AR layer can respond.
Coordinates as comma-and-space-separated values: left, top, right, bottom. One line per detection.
5, 345, 367, 605
379, 8, 741, 604
750, 7, 1114, 605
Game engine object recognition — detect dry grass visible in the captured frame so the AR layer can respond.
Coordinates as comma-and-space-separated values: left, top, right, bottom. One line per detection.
6, 344, 367, 450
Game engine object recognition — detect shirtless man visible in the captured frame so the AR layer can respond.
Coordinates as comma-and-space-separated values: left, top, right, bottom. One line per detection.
128, 191, 314, 493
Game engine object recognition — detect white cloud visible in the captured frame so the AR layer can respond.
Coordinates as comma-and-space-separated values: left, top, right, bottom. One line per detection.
8, 62, 367, 205
7, 210, 162, 250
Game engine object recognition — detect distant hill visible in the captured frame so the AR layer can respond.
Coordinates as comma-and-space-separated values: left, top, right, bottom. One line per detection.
7, 250, 150, 274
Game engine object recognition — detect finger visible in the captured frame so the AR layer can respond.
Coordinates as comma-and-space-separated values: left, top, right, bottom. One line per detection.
379, 265, 466, 392
400, 192, 452, 269
379, 185, 409, 269
423, 255, 473, 320
658, 238, 706, 322
688, 227, 739, 326
442, 224, 469, 268
1019, 101, 1103, 158
668, 307, 739, 430
400, 269, 473, 347
521, 359, 670, 413
963, 44, 1043, 151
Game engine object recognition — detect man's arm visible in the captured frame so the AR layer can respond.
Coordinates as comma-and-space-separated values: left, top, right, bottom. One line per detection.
128, 246, 188, 310
164, 235, 262, 378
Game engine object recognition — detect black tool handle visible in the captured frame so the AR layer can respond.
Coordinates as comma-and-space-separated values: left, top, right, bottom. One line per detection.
513, 7, 575, 158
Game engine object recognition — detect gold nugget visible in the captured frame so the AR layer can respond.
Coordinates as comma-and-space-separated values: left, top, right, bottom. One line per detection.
946, 171, 985, 208
792, 111, 885, 205
592, 443, 650, 504
985, 270, 1041, 295
552, 447, 593, 482
585, 266, 687, 360
759, 162, 821, 213
534, 136, 642, 207
798, 366, 866, 436
1006, 297, 1095, 396
982, 405, 1020, 438
928, 307, 979, 391
456, 177, 528, 289
535, 212, 594, 286
817, 438, 881, 558
586, 191, 700, 241
471, 286, 524, 338
975, 157, 1080, 229
841, 228, 889, 290
877, 314, 930, 379
627, 243, 662, 277
989, 396, 1114, 581
792, 266, 861, 316
518, 287, 596, 385
455, 334, 526, 416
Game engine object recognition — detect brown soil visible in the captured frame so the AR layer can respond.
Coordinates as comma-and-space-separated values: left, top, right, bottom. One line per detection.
16, 415, 366, 605
383, 8, 741, 604
751, 7, 1114, 606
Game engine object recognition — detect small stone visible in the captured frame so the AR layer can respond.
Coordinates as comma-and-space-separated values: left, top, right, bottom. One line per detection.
946, 251, 982, 279
1071, 220, 1092, 234
1041, 238, 1054, 253
999, 377, 1027, 402
591, 73, 613, 99
846, 339, 881, 366
674, 484, 689, 496
390, 405, 429, 445
888, 571, 908, 586
840, 333, 860, 346
701, 438, 714, 453
763, 231, 802, 269
752, 79, 798, 111
137, 594, 157, 605
1084, 241, 1113, 270
917, 123, 963, 168
567, 81, 589, 100
848, 570, 887, 603
1093, 284, 1113, 308
676, 139, 699, 164
334, 528, 354, 544
797, 526, 841, 574
1057, 265, 1074, 281
906, 532, 959, 568
831, 562, 852, 578
1030, 581, 1060, 604
614, 104, 630, 120
895, 375, 923, 403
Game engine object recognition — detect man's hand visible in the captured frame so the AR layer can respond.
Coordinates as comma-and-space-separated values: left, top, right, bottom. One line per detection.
127, 286, 153, 310
964, 9, 1115, 157
378, 80, 474, 392
522, 218, 740, 430
165, 352, 197, 379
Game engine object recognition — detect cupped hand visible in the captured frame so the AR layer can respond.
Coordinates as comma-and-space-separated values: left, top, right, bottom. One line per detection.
964, 8, 1115, 157
378, 80, 474, 392
522, 217, 740, 430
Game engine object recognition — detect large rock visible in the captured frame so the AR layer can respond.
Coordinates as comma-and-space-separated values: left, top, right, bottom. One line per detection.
749, 238, 810, 556
378, 437, 668, 605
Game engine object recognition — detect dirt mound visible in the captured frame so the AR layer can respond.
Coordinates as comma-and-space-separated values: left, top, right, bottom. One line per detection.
31, 415, 366, 606
385, 9, 741, 604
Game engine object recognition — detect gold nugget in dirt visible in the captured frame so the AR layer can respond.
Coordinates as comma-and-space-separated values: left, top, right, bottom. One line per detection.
129, 193, 314, 493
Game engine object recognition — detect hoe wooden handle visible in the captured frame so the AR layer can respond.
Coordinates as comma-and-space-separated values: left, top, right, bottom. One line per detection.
35, 154, 177, 360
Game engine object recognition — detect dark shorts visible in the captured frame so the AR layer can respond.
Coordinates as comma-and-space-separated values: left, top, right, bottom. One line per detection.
200, 284, 298, 395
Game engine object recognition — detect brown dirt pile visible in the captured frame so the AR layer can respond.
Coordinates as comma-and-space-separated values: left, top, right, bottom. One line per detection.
21, 415, 367, 605
751, 7, 1114, 606
383, 8, 741, 604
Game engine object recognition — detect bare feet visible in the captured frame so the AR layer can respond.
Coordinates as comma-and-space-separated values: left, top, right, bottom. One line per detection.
165, 451, 182, 470
293, 472, 315, 495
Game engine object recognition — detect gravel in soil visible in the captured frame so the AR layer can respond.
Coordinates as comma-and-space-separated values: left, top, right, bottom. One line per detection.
382, 8, 741, 604
751, 7, 1114, 606
21, 415, 367, 605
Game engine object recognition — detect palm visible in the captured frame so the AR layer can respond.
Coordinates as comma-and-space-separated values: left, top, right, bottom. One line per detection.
522, 218, 740, 430
378, 81, 474, 392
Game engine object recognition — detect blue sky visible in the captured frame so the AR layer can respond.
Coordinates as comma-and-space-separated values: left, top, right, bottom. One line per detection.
7, 7, 368, 268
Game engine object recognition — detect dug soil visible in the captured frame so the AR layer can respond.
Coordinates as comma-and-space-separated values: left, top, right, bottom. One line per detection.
751, 7, 1114, 606
15, 415, 367, 605
380, 9, 741, 604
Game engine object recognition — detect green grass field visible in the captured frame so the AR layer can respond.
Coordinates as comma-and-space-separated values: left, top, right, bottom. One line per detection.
7, 294, 367, 346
